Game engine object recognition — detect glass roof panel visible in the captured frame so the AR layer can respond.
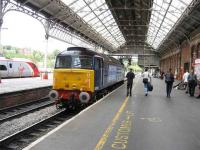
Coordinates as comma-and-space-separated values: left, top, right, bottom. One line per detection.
147, 0, 193, 49
61, 0, 125, 48
61, 0, 77, 6
77, 5, 91, 17
88, 18, 99, 26
70, 1, 85, 12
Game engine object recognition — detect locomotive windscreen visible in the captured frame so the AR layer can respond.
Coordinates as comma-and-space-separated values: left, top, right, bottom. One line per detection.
55, 55, 93, 69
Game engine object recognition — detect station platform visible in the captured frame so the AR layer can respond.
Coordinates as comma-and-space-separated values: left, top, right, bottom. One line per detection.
0, 76, 52, 94
24, 77, 200, 150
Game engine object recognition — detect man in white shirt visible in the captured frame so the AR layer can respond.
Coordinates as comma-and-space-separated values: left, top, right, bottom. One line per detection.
183, 70, 189, 93
142, 68, 151, 96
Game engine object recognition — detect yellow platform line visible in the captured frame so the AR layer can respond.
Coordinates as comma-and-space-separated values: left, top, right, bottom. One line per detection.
94, 96, 129, 150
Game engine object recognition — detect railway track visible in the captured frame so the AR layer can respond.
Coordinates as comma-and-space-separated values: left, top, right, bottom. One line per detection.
0, 98, 54, 123
0, 109, 75, 150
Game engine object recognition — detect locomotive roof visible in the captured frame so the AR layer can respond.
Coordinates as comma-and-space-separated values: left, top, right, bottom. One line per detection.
58, 47, 122, 66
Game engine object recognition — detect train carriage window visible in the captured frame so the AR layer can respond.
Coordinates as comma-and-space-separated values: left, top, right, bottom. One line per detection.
0, 65, 7, 70
9, 63, 12, 68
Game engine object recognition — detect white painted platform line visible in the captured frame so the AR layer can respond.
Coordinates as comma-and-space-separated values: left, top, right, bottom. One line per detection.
23, 83, 126, 150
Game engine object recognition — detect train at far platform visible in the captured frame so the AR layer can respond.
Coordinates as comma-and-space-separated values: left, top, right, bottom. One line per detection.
0, 57, 39, 78
49, 47, 125, 109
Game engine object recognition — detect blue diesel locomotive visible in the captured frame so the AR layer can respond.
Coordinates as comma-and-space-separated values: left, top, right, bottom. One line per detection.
49, 47, 125, 109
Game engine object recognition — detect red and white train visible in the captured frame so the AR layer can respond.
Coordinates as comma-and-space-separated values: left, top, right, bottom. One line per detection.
0, 57, 39, 78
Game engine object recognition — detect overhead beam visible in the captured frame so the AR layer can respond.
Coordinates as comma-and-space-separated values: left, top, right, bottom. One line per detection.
108, 53, 155, 56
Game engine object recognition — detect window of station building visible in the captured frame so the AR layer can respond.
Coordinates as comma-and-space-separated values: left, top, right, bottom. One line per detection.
0, 65, 7, 70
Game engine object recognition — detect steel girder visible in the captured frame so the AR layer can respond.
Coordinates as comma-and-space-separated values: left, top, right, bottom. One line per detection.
157, 0, 200, 54
1, 0, 98, 49
105, 0, 153, 51
5, 0, 116, 52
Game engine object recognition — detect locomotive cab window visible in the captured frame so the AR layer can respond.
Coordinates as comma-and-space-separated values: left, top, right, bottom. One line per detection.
55, 55, 92, 69
73, 56, 92, 69
55, 56, 72, 68
0, 65, 7, 70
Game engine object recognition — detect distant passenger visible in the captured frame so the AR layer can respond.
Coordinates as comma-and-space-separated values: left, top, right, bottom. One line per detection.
126, 69, 135, 97
165, 68, 174, 98
183, 70, 189, 93
160, 71, 164, 79
188, 69, 197, 97
142, 68, 151, 96
196, 79, 200, 98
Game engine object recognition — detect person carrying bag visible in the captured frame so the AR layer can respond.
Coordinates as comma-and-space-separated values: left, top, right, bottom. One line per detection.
147, 78, 153, 92
188, 69, 197, 97
142, 68, 151, 96
165, 68, 174, 98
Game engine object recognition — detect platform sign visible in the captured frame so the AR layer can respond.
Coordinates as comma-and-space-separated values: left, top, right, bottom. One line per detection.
195, 59, 200, 80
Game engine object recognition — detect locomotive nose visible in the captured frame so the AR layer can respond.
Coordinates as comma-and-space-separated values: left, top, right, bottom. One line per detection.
79, 92, 90, 103
49, 90, 59, 101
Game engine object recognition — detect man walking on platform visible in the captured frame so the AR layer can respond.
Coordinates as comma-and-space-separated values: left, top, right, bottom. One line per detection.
188, 69, 197, 97
126, 69, 135, 97
183, 70, 189, 93
165, 68, 174, 98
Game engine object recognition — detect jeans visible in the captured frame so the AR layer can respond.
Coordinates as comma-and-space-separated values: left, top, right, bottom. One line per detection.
166, 82, 173, 97
127, 83, 133, 96
144, 83, 148, 94
188, 80, 197, 96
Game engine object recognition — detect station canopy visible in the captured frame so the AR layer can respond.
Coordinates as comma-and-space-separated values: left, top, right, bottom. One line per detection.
15, 0, 196, 53
61, 0, 126, 49
147, 0, 193, 49
61, 0, 194, 52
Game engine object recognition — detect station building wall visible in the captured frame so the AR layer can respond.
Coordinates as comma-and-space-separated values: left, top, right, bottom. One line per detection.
160, 27, 200, 80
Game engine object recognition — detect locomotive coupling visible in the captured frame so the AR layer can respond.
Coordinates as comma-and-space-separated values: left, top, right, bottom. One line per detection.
79, 92, 90, 103
49, 90, 59, 101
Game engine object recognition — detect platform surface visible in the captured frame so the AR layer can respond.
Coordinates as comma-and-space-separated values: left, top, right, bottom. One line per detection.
24, 77, 200, 150
0, 75, 52, 94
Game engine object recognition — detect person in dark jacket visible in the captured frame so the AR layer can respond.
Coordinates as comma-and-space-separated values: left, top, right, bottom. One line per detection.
126, 69, 135, 96
188, 69, 197, 97
165, 68, 174, 98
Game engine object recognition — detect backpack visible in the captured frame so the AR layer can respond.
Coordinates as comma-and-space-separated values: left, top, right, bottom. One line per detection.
165, 73, 174, 82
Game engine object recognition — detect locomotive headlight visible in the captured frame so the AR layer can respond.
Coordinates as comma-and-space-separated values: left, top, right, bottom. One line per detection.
49, 90, 59, 101
80, 86, 86, 91
79, 92, 90, 103
72, 84, 77, 89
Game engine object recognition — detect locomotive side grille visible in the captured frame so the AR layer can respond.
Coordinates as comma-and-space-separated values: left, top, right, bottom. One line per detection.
53, 69, 94, 92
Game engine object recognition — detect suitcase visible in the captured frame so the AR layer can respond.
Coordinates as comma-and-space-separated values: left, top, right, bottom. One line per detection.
147, 82, 153, 91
